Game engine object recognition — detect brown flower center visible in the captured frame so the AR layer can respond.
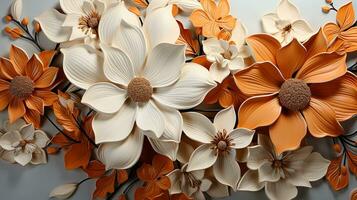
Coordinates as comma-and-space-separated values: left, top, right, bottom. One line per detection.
79, 11, 101, 36
221, 51, 232, 60
184, 172, 201, 188
278, 79, 311, 111
283, 24, 292, 33
272, 160, 283, 168
127, 77, 153, 103
211, 129, 234, 155
10, 76, 34, 99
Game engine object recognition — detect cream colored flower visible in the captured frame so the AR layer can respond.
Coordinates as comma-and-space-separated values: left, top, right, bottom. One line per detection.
0, 119, 49, 166
237, 134, 330, 200
49, 183, 78, 199
262, 0, 313, 45
182, 106, 255, 189
147, 0, 202, 14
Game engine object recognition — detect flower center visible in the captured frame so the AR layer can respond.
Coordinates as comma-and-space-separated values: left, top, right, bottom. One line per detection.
79, 11, 101, 36
283, 24, 292, 32
272, 160, 283, 168
211, 129, 234, 155
221, 51, 232, 60
278, 79, 311, 111
127, 77, 153, 103
10, 76, 34, 99
184, 172, 201, 189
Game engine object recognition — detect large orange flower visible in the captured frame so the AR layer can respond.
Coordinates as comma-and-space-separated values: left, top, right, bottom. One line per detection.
0, 45, 59, 128
190, 0, 236, 38
235, 32, 357, 154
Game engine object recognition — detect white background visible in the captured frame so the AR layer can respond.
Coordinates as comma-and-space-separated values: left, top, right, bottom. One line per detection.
0, 0, 356, 199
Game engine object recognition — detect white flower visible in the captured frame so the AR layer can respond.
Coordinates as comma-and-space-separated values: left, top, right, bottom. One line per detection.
35, 0, 139, 47
182, 106, 255, 189
147, 0, 202, 14
237, 134, 330, 200
261, 0, 313, 45
0, 119, 49, 166
49, 183, 78, 200
10, 0, 23, 20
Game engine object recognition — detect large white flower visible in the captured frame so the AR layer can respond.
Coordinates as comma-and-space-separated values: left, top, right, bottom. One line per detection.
182, 106, 255, 189
35, 0, 139, 47
0, 119, 49, 166
261, 0, 314, 45
237, 134, 330, 200
147, 0, 202, 14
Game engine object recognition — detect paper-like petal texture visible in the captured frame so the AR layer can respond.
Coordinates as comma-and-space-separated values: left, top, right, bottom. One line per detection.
182, 112, 216, 143
187, 144, 217, 172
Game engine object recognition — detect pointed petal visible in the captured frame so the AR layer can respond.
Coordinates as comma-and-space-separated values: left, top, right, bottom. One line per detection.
237, 170, 265, 191
301, 152, 330, 181
291, 20, 314, 42
0, 58, 18, 80
14, 151, 32, 166
246, 34, 281, 64
277, 0, 300, 21
258, 162, 281, 182
31, 148, 47, 165
34, 67, 58, 88
8, 98, 26, 123
148, 138, 179, 160
25, 95, 44, 115
26, 55, 43, 81
304, 28, 328, 60
23, 109, 41, 128
214, 106, 236, 132
0, 131, 21, 150
0, 91, 11, 111
59, 0, 86, 14
265, 180, 298, 200
33, 90, 58, 106
229, 128, 255, 149
33, 130, 49, 148
213, 154, 241, 189
262, 13, 280, 34
182, 112, 216, 143
336, 2, 355, 30
38, 50, 56, 69
247, 145, 272, 170
209, 62, 231, 83
187, 144, 217, 172
10, 45, 28, 75
157, 104, 183, 142
136, 100, 165, 139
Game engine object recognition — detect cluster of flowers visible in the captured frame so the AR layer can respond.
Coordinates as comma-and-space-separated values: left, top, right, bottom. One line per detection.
0, 0, 357, 199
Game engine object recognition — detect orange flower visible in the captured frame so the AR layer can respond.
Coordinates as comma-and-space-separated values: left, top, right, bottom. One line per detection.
235, 32, 357, 154
0, 45, 58, 128
190, 0, 236, 38
135, 154, 174, 200
323, 2, 357, 53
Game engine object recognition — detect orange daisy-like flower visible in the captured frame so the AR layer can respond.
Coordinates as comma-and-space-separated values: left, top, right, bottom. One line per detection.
0, 45, 59, 128
235, 32, 357, 155
190, 0, 236, 38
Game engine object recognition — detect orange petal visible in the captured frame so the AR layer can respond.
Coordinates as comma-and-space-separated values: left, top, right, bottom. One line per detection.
137, 163, 157, 181
304, 28, 328, 60
336, 2, 355, 31
246, 34, 281, 64
34, 67, 58, 88
26, 55, 44, 81
24, 109, 41, 128
152, 154, 174, 176
219, 89, 234, 108
0, 79, 10, 92
202, 22, 221, 37
339, 27, 357, 53
0, 91, 11, 110
323, 23, 340, 44
218, 15, 236, 31
234, 62, 285, 95
269, 110, 307, 155
33, 90, 58, 106
0, 57, 18, 80
238, 94, 282, 130
216, 0, 230, 19
310, 72, 357, 121
8, 98, 26, 123
156, 176, 171, 190
296, 52, 347, 84
38, 50, 56, 69
276, 39, 307, 79
10, 45, 28, 75
192, 56, 212, 69
302, 98, 343, 138
25, 95, 44, 115
190, 10, 211, 27
201, 0, 217, 16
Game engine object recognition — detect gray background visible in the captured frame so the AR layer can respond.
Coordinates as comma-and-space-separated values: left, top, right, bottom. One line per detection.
0, 0, 356, 199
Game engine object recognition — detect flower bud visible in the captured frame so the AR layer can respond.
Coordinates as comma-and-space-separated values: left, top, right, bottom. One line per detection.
4, 27, 12, 34
322, 6, 331, 13
325, 0, 333, 4
333, 143, 341, 153
5, 15, 12, 23
34, 22, 41, 33
21, 17, 29, 26
49, 183, 78, 200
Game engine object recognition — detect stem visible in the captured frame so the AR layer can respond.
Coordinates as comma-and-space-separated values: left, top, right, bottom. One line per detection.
123, 178, 139, 194
329, 3, 338, 12
11, 19, 43, 51
71, 114, 98, 148
44, 115, 80, 143
78, 178, 91, 186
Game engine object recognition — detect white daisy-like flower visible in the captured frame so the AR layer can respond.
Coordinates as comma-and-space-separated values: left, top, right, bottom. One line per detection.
261, 0, 314, 45
182, 106, 255, 189
35, 0, 139, 47
0, 119, 49, 166
237, 134, 330, 200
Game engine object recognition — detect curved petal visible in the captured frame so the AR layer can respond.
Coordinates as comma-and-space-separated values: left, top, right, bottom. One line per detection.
229, 128, 255, 149
93, 102, 137, 143
182, 112, 216, 143
148, 138, 179, 160
301, 152, 330, 182
34, 9, 71, 43
238, 94, 282, 130
31, 148, 47, 165
209, 62, 231, 83
97, 127, 144, 169
59, 0, 85, 14
25, 95, 44, 115
153, 63, 216, 110
26, 55, 43, 81
143, 5, 180, 49
303, 28, 328, 60
167, 169, 181, 194
10, 45, 28, 75
246, 34, 281, 64
265, 180, 298, 200
186, 144, 218, 172
213, 154, 241, 189
62, 45, 106, 90
33, 130, 49, 148
258, 162, 281, 182
143, 43, 185, 88
247, 145, 272, 170
235, 62, 285, 96
269, 110, 307, 155
262, 13, 280, 34
0, 57, 18, 80
277, 0, 300, 22
323, 23, 340, 44
237, 170, 265, 191
8, 98, 26, 123
296, 52, 347, 84
276, 39, 307, 79
34, 68, 58, 88
336, 2, 355, 30
214, 106, 236, 132
302, 98, 343, 138
136, 100, 165, 139
0, 131, 21, 150
203, 38, 226, 56
231, 20, 247, 48
157, 104, 183, 142
0, 91, 11, 111
82, 83, 127, 114
291, 20, 314, 42
101, 45, 134, 86
14, 151, 32, 166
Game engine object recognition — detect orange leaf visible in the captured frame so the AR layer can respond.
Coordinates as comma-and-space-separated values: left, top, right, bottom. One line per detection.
83, 160, 106, 178
152, 154, 174, 176
192, 55, 211, 69
117, 169, 129, 184
347, 151, 357, 176
51, 133, 72, 147
93, 172, 116, 199
326, 155, 349, 191
64, 138, 92, 169
156, 176, 171, 190
46, 146, 60, 154
53, 101, 80, 138
137, 163, 158, 182
176, 21, 200, 57
337, 2, 355, 30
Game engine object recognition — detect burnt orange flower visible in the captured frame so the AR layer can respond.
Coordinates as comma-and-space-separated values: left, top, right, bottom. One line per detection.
235, 32, 357, 154
323, 2, 357, 53
0, 45, 58, 128
190, 0, 236, 38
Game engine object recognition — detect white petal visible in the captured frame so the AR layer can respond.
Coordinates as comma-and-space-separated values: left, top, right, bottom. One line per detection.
237, 170, 265, 191
136, 100, 165, 139
167, 169, 182, 194
62, 45, 107, 90
247, 145, 272, 170
93, 102, 137, 143
206, 180, 230, 198
157, 104, 183, 142
11, 0, 22, 20
31, 148, 47, 165
101, 45, 134, 86
97, 127, 144, 169
265, 180, 298, 200
14, 151, 32, 166
258, 162, 281, 182
230, 20, 247, 48
19, 124, 35, 140
49, 183, 78, 200
187, 144, 217, 172
171, 0, 202, 13
1, 150, 15, 163
277, 0, 300, 22
5, 119, 26, 132
291, 20, 314, 42
62, 14, 81, 27
229, 57, 245, 72
214, 106, 236, 132
82, 83, 127, 114
285, 172, 311, 188
148, 138, 179, 160
213, 154, 241, 189
262, 13, 280, 34
60, 0, 86, 14
210, 62, 231, 83
146, 0, 170, 14
182, 112, 216, 143
33, 130, 49, 148
177, 140, 194, 164
69, 26, 87, 41
284, 146, 313, 162
143, 5, 180, 50
112, 20, 147, 74
98, 1, 140, 45
143, 43, 185, 88
301, 152, 330, 182
153, 63, 216, 109
35, 9, 71, 43
0, 131, 21, 151
203, 38, 226, 56
229, 128, 255, 149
